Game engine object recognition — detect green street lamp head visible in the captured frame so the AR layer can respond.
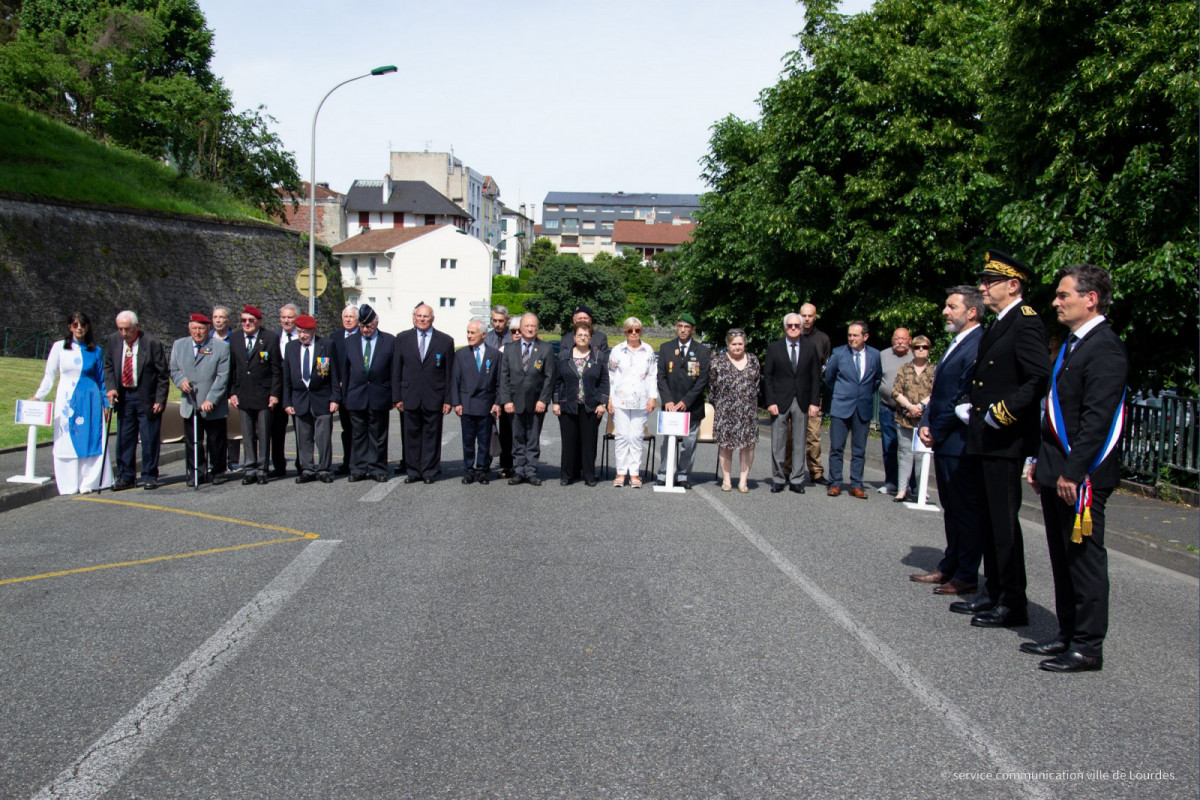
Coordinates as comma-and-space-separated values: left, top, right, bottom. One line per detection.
371, 65, 398, 76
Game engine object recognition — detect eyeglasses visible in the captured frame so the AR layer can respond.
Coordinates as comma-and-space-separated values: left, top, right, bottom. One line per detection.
913, 345, 930, 351
69, 321, 87, 328
785, 323, 802, 329
625, 328, 642, 334
241, 317, 257, 324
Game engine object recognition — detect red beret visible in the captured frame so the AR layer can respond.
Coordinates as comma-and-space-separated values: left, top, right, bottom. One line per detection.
242, 304, 263, 319
190, 313, 212, 325
295, 314, 317, 330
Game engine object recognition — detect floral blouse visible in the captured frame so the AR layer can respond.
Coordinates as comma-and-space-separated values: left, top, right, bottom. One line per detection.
607, 341, 658, 410
891, 360, 936, 429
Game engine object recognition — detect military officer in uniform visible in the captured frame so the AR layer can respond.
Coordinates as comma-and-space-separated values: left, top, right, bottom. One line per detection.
655, 312, 711, 489
950, 250, 1050, 628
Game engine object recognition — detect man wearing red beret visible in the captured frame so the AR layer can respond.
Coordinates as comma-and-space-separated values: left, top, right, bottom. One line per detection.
168, 313, 231, 485
283, 314, 339, 483
228, 304, 281, 485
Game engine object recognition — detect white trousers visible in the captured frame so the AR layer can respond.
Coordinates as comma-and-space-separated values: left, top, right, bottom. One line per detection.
613, 407, 648, 475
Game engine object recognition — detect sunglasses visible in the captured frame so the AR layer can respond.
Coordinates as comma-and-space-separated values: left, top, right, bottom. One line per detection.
626, 328, 642, 334
913, 345, 930, 350
785, 323, 802, 328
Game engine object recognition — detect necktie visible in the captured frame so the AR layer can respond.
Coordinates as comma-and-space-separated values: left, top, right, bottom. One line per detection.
790, 342, 798, 369
246, 335, 254, 352
302, 345, 311, 381
420, 331, 428, 361
854, 349, 862, 380
522, 343, 532, 371
363, 337, 373, 371
1067, 333, 1079, 353
122, 347, 134, 387
475, 346, 483, 371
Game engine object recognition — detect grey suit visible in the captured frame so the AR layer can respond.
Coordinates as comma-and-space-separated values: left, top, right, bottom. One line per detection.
169, 336, 231, 480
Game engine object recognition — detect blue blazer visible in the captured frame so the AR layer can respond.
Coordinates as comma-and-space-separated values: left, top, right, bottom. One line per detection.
450, 343, 501, 416
919, 326, 981, 456
824, 345, 882, 421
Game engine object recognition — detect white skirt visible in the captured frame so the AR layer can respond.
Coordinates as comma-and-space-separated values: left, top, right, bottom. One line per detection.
53, 451, 113, 495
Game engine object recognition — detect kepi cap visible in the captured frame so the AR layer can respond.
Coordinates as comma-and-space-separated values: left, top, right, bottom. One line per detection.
977, 250, 1035, 283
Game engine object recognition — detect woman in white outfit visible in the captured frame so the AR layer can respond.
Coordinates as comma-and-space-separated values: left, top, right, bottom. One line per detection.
605, 317, 657, 487
31, 311, 114, 494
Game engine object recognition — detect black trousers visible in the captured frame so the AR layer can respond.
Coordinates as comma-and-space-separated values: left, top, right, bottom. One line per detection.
238, 406, 271, 477
975, 456, 1027, 609
498, 410, 514, 472
114, 389, 162, 481
933, 453, 983, 583
403, 406, 444, 479
1040, 485, 1110, 656
269, 404, 292, 474
338, 405, 354, 467
349, 407, 389, 478
558, 409, 600, 482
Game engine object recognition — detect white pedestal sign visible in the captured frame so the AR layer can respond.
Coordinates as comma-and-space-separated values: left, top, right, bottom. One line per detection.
8, 400, 53, 485
653, 411, 690, 494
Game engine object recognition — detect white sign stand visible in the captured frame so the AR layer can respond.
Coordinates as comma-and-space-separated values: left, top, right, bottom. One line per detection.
654, 411, 689, 494
8, 424, 51, 485
903, 429, 939, 512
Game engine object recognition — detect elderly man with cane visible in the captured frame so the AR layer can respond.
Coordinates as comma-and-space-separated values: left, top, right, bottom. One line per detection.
169, 313, 231, 487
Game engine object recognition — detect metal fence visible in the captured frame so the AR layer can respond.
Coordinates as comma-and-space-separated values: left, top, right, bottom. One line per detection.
1121, 391, 1199, 483
2, 327, 58, 360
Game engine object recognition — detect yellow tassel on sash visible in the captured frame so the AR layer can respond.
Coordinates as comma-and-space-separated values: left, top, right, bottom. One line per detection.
1071, 507, 1093, 544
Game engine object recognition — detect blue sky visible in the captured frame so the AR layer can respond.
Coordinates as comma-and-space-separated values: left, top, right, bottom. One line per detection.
199, 0, 874, 221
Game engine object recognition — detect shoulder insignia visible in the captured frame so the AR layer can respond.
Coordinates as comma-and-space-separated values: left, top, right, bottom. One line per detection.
1021, 305, 1038, 316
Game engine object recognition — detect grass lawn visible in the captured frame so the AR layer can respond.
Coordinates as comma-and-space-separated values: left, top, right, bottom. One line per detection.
1, 356, 54, 448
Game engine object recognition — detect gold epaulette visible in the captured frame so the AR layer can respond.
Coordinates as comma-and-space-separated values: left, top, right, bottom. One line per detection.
1021, 305, 1037, 316
991, 400, 1017, 426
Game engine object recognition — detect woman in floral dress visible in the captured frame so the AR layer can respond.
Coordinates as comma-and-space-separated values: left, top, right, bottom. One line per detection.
708, 328, 761, 492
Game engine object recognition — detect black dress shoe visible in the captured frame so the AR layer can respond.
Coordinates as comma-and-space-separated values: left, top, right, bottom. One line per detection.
528, 477, 543, 486
269, 469, 286, 479
584, 479, 598, 487
1020, 640, 1069, 656
210, 474, 225, 485
142, 479, 158, 490
771, 484, 786, 493
348, 473, 366, 482
296, 474, 315, 484
113, 479, 134, 491
678, 480, 691, 490
654, 478, 666, 487
333, 464, 349, 475
462, 474, 476, 484
789, 483, 805, 494
508, 476, 525, 485
478, 476, 489, 485
404, 476, 421, 484
970, 605, 1029, 628
812, 476, 830, 486
372, 473, 389, 483
1039, 650, 1103, 673
242, 476, 256, 486
318, 473, 333, 483
423, 478, 434, 485
257, 475, 268, 485
560, 478, 573, 486
950, 597, 995, 615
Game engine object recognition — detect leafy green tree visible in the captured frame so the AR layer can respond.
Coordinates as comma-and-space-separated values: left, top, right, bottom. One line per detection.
524, 253, 625, 332
521, 236, 556, 273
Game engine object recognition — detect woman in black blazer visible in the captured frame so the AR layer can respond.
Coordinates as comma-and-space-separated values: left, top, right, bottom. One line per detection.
552, 321, 610, 486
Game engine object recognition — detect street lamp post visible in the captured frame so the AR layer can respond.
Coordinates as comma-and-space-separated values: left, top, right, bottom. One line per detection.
307, 65, 398, 316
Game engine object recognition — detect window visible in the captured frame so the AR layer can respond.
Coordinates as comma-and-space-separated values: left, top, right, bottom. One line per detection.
545, 204, 559, 212
601, 222, 613, 231
439, 297, 456, 308
424, 214, 436, 226
544, 219, 560, 231
350, 257, 359, 274
368, 257, 377, 276
501, 218, 508, 232
582, 207, 597, 213
581, 238, 595, 246
619, 208, 633, 215
601, 207, 615, 214
441, 258, 458, 269
561, 218, 579, 234
565, 205, 577, 212
582, 221, 596, 231
358, 211, 369, 227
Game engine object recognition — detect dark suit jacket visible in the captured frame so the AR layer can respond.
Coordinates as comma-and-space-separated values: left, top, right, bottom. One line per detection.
824, 345, 882, 421
919, 326, 982, 456
393, 327, 455, 411
657, 338, 711, 419
103, 332, 170, 411
762, 336, 821, 412
228, 329, 282, 410
559, 330, 609, 354
966, 302, 1051, 459
553, 347, 610, 414
283, 337, 339, 416
499, 338, 555, 414
341, 331, 398, 412
1034, 322, 1127, 489
450, 343, 501, 416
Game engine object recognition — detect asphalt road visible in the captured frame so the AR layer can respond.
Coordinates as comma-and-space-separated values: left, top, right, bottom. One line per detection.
2, 421, 1196, 800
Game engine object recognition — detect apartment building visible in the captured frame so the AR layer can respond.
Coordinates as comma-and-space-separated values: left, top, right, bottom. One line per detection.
540, 191, 702, 261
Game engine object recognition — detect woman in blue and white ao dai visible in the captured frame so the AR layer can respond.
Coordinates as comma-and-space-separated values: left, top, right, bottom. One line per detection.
33, 320, 114, 494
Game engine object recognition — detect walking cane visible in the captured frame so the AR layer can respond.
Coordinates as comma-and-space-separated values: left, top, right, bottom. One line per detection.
189, 389, 201, 490
98, 396, 117, 493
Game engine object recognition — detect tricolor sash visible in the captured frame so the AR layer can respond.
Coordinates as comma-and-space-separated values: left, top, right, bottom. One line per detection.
1046, 341, 1125, 543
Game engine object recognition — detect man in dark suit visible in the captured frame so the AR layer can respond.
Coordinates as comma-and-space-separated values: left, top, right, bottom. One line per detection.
763, 312, 822, 493
270, 303, 301, 477
1024, 264, 1126, 672
228, 304, 282, 485
168, 313, 231, 485
283, 314, 340, 484
499, 313, 555, 485
824, 321, 882, 498
557, 305, 609, 354
451, 319, 501, 484
393, 303, 455, 484
330, 304, 359, 474
913, 286, 986, 595
951, 250, 1050, 628
655, 312, 711, 488
799, 303, 833, 484
103, 310, 170, 490
340, 304, 397, 482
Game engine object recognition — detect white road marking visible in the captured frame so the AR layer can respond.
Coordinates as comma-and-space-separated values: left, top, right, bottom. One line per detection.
30, 539, 341, 800
697, 488, 1054, 800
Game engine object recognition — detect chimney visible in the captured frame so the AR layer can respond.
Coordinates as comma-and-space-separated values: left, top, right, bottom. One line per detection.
383, 174, 392, 204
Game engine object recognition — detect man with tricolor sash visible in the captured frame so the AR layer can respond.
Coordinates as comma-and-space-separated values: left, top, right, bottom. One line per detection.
1023, 264, 1127, 673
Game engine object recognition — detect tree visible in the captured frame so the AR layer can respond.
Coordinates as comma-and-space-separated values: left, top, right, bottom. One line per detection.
521, 237, 556, 274
524, 253, 625, 332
